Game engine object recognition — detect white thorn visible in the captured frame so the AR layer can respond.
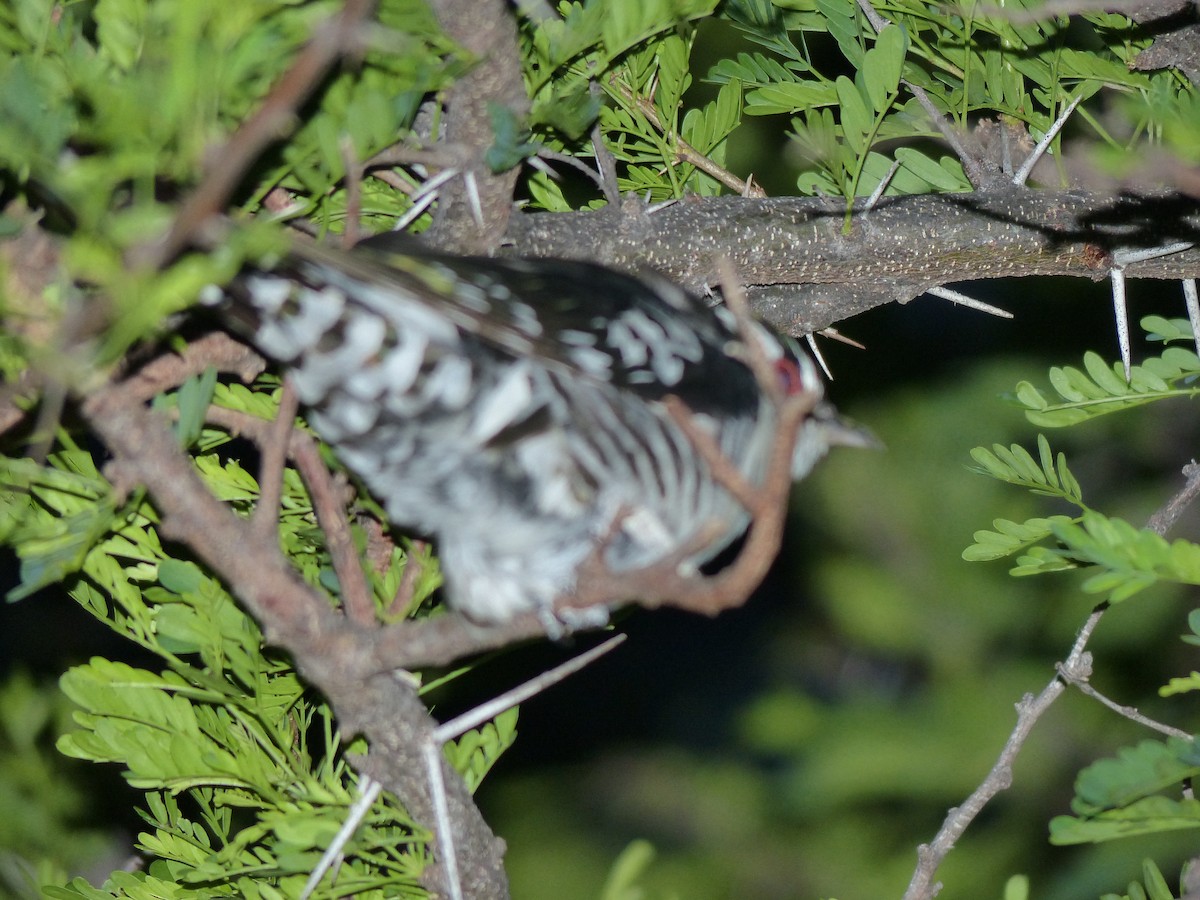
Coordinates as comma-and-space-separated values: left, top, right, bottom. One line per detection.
432, 635, 625, 744
299, 776, 383, 900
411, 168, 458, 201
1013, 94, 1083, 186
646, 197, 679, 215
423, 741, 464, 900
393, 189, 438, 232
1105, 243, 1195, 380
1183, 279, 1200, 358
864, 159, 901, 213
819, 326, 866, 350
926, 286, 1014, 319
1112, 242, 1194, 266
1110, 265, 1132, 381
420, 635, 625, 900
804, 333, 833, 380
464, 171, 485, 229
392, 169, 459, 232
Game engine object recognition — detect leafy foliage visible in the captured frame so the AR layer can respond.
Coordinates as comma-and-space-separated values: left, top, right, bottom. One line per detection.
1012, 319, 1200, 428
1098, 859, 1180, 900
1050, 739, 1200, 845
0, 0, 1197, 896
966, 336, 1200, 894
0, 377, 487, 897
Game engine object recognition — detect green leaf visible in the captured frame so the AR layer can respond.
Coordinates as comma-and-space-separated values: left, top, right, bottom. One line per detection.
1017, 342, 1200, 426
444, 706, 519, 793
745, 80, 837, 115
963, 515, 1077, 562
967, 436, 1084, 504
157, 558, 204, 595
986, 507, 1200, 601
835, 75, 870, 148
1050, 739, 1200, 843
861, 24, 906, 111
174, 366, 218, 448
1002, 874, 1030, 900
485, 103, 540, 172
1142, 315, 1196, 344
599, 839, 658, 900
894, 147, 967, 190
1051, 794, 1200, 844
817, 0, 864, 66
1160, 672, 1200, 697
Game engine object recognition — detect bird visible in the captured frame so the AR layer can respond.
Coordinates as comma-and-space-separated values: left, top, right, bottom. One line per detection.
219, 233, 865, 627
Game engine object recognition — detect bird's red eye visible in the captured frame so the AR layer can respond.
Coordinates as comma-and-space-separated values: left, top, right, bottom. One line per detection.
775, 357, 804, 395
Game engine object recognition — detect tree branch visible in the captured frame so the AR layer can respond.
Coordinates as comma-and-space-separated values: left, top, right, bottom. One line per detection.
504, 188, 1200, 333
78, 382, 510, 900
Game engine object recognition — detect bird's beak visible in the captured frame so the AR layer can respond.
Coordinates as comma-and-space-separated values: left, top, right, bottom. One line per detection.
815, 403, 882, 451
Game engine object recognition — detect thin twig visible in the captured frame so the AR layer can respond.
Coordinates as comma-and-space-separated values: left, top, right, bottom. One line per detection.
663, 397, 761, 508
388, 539, 430, 618
591, 117, 622, 206
1057, 664, 1193, 740
253, 379, 300, 538
607, 78, 766, 197
854, 0, 988, 188
290, 436, 377, 626
1147, 461, 1200, 536
903, 604, 1106, 900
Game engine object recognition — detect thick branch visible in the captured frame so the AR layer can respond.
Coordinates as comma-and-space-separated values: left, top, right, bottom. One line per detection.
504, 188, 1200, 333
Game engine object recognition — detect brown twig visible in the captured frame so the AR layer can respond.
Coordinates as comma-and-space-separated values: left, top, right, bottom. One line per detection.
590, 118, 622, 206
389, 539, 430, 619
664, 398, 760, 508
555, 258, 815, 620
1147, 461, 1200, 536
607, 76, 767, 198
290, 436, 378, 627
1057, 662, 1193, 740
179, 398, 377, 626
504, 190, 1200, 335
253, 379, 299, 538
122, 332, 266, 403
